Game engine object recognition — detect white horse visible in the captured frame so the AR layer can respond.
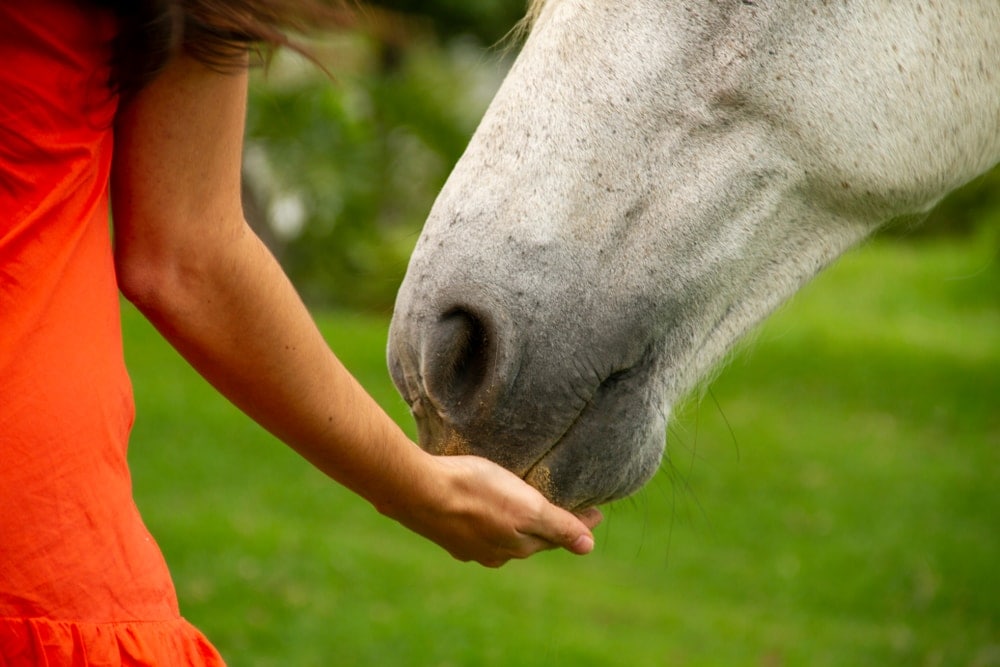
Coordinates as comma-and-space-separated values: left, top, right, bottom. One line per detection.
387, 0, 1000, 510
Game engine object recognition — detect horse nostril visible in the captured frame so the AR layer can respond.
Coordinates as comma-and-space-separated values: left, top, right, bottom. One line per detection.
424, 307, 492, 410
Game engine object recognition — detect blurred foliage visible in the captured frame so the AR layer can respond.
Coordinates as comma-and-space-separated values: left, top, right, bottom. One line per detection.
364, 0, 528, 45
244, 2, 528, 310
245, 1, 999, 310
245, 36, 506, 309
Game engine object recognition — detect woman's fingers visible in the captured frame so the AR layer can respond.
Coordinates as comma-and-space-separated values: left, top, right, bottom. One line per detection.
577, 506, 605, 529
522, 504, 604, 556
492, 505, 603, 566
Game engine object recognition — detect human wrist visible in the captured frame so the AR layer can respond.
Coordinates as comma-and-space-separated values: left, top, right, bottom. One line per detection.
369, 442, 453, 526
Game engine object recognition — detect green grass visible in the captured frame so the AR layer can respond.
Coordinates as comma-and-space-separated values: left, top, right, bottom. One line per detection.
124, 230, 999, 667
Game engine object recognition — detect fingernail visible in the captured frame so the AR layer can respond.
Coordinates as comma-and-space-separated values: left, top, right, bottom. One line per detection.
571, 534, 595, 554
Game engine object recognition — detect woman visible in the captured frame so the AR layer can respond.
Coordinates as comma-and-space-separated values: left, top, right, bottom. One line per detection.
0, 1, 602, 663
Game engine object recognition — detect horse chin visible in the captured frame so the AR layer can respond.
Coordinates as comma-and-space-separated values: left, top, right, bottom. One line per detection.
405, 382, 667, 511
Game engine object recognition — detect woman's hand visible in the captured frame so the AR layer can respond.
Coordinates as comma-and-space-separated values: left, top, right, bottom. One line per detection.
381, 453, 604, 568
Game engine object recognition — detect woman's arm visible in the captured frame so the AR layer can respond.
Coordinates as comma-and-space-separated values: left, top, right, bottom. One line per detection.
111, 54, 600, 567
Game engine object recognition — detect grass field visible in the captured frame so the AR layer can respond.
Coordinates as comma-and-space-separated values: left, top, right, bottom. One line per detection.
124, 229, 999, 667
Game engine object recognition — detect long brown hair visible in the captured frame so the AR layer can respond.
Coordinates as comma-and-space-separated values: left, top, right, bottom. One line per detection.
88, 0, 354, 95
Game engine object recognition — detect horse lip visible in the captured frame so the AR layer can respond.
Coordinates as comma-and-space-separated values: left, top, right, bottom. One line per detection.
518, 368, 599, 482
521, 434, 614, 511
519, 406, 584, 482
520, 441, 559, 488
519, 350, 660, 506
517, 371, 620, 495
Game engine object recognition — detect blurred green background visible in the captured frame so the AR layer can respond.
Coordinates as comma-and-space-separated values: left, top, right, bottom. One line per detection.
125, 4, 999, 665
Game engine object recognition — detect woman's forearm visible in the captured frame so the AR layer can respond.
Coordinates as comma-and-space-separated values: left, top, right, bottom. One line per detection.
119, 218, 428, 508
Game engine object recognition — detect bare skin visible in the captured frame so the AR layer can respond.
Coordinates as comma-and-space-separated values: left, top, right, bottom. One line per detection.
110, 53, 601, 568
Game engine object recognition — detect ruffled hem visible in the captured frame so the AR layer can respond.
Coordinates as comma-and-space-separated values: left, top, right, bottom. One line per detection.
0, 616, 225, 666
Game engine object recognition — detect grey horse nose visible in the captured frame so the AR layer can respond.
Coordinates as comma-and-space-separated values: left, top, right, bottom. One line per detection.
421, 307, 495, 414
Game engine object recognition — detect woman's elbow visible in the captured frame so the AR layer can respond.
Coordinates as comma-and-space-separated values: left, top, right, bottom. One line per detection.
115, 243, 170, 314
113, 228, 203, 321
113, 215, 247, 319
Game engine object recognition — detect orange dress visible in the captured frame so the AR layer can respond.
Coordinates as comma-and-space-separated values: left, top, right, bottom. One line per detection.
0, 1, 225, 664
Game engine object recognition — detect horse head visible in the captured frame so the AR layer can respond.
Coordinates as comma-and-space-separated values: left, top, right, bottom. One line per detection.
387, 0, 1000, 510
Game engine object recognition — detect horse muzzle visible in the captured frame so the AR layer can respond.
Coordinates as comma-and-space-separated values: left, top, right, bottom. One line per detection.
387, 293, 666, 510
